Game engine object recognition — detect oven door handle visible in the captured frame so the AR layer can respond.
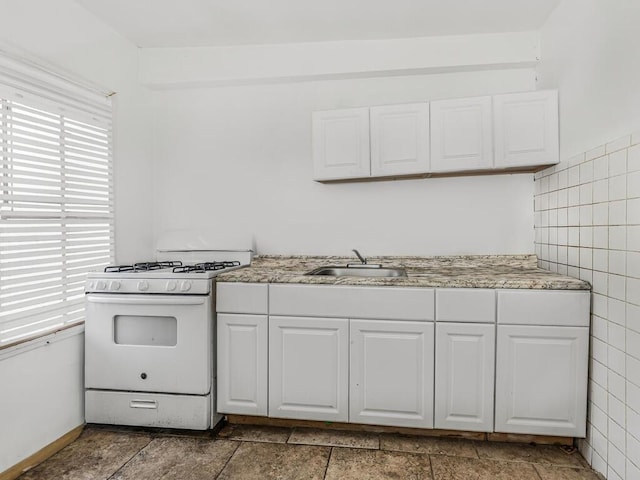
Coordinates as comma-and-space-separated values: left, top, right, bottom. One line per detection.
86, 295, 207, 306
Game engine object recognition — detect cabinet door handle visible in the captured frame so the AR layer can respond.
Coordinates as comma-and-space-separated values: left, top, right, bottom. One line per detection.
129, 399, 157, 409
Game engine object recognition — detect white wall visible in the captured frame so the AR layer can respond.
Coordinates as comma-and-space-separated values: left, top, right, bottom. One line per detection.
0, 329, 84, 474
0, 0, 155, 263
153, 68, 536, 256
536, 2, 640, 479
537, 0, 640, 159
0, 1, 152, 473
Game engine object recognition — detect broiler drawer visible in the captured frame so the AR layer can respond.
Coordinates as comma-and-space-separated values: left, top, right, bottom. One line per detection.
85, 390, 211, 430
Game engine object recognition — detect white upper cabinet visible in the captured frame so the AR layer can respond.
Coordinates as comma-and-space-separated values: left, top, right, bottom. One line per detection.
430, 96, 493, 172
493, 90, 559, 168
370, 103, 430, 177
312, 108, 371, 181
312, 90, 559, 181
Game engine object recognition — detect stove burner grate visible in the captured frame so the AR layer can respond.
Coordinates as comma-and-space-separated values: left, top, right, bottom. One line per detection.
173, 261, 241, 273
104, 261, 183, 273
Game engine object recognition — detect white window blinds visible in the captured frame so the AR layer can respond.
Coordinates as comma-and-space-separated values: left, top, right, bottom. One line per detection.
0, 52, 113, 345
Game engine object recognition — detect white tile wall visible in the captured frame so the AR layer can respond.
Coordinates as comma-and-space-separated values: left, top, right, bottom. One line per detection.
535, 134, 640, 480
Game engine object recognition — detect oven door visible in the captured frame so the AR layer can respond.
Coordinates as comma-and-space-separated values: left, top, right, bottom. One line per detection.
85, 294, 212, 395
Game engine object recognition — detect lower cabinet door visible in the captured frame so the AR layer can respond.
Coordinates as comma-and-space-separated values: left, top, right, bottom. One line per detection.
350, 320, 434, 428
495, 325, 588, 437
217, 313, 268, 416
434, 322, 495, 431
269, 316, 349, 422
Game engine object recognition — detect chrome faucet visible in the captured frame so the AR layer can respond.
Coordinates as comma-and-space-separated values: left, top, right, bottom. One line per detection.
352, 249, 367, 265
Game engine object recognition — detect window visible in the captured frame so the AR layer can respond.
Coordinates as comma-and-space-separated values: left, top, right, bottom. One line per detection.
0, 52, 113, 345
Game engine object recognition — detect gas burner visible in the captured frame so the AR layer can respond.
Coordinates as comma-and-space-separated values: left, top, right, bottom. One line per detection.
104, 261, 182, 273
173, 261, 241, 273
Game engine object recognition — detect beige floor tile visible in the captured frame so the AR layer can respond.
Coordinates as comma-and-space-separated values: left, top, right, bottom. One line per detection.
19, 428, 152, 480
110, 437, 238, 480
217, 441, 330, 480
381, 434, 478, 458
288, 427, 379, 449
430, 455, 541, 480
535, 465, 604, 480
217, 423, 291, 443
325, 447, 432, 480
475, 441, 588, 468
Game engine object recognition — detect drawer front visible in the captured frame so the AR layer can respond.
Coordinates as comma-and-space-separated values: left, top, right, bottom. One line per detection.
436, 289, 495, 323
85, 390, 211, 430
269, 284, 434, 321
216, 282, 268, 314
497, 290, 590, 327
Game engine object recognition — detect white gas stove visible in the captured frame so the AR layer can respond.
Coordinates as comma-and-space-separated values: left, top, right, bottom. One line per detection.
84, 233, 252, 430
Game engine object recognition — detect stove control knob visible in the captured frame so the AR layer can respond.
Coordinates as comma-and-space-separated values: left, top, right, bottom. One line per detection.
166, 280, 177, 292
109, 281, 121, 291
96, 281, 107, 290
137, 281, 149, 292
180, 281, 192, 292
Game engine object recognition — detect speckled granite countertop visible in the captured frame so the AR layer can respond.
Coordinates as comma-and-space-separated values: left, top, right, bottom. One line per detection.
217, 255, 591, 290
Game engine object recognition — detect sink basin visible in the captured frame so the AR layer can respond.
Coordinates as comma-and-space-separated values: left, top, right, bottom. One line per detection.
306, 266, 408, 278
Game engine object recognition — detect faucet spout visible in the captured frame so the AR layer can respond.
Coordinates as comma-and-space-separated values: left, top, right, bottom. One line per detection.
352, 249, 367, 265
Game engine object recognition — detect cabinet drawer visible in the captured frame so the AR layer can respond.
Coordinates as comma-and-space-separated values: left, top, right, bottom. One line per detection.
216, 282, 268, 314
269, 284, 434, 321
436, 289, 495, 323
497, 290, 590, 326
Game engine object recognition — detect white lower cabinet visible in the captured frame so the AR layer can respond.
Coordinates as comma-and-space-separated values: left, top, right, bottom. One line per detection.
350, 320, 434, 428
216, 284, 590, 437
217, 313, 268, 416
494, 325, 589, 437
269, 316, 349, 422
434, 323, 495, 432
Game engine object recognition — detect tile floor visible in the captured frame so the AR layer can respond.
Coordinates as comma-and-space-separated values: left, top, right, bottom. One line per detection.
17, 424, 604, 480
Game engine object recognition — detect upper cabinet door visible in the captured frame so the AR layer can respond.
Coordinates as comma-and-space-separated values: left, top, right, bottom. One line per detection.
430, 96, 493, 172
312, 108, 371, 181
493, 90, 559, 168
370, 103, 430, 177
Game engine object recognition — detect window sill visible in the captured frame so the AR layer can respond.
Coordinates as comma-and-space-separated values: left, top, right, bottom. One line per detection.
0, 321, 85, 355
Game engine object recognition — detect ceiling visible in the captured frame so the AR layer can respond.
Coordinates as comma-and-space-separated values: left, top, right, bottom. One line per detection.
76, 0, 561, 48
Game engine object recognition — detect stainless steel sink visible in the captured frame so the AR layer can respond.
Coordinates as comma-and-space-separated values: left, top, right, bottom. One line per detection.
306, 265, 408, 278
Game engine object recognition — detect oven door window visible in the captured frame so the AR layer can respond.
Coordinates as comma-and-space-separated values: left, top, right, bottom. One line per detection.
114, 315, 177, 346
